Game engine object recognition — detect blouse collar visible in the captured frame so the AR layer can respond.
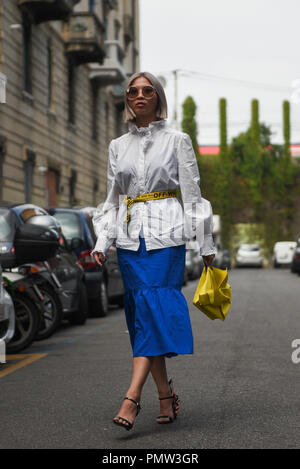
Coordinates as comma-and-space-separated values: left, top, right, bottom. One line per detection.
128, 119, 167, 135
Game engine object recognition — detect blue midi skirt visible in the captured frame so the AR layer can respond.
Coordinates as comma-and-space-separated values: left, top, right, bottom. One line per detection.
116, 236, 194, 358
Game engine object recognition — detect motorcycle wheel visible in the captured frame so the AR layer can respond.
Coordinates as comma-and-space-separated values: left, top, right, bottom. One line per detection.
6, 293, 41, 354
35, 284, 63, 341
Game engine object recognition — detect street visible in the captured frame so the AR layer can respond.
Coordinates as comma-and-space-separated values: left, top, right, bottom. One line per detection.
0, 267, 299, 449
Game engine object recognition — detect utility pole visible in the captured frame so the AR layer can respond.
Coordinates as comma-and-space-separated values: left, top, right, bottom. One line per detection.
172, 69, 179, 130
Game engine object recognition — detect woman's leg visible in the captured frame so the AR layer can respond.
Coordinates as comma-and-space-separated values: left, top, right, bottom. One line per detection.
150, 356, 177, 422
113, 356, 153, 426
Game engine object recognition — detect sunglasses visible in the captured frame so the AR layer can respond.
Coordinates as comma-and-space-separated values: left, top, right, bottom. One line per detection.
126, 85, 156, 100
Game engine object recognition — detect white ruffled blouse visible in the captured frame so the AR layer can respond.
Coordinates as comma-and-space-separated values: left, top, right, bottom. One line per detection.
92, 119, 217, 257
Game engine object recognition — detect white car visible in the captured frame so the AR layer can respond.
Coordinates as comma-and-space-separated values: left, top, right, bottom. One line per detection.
273, 241, 296, 268
235, 244, 263, 268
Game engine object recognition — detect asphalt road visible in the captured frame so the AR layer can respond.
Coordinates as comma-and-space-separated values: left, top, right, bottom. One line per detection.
0, 267, 299, 449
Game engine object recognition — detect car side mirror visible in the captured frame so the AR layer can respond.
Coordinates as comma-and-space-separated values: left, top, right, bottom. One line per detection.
70, 237, 84, 250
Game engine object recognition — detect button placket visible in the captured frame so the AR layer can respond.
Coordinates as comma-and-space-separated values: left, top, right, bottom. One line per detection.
138, 136, 146, 242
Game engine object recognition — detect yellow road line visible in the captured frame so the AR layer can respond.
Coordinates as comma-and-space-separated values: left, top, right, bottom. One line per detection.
0, 353, 48, 378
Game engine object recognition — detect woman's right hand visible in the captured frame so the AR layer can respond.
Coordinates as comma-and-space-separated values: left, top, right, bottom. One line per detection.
93, 251, 107, 267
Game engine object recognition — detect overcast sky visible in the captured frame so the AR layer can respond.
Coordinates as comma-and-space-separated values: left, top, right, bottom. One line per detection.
139, 0, 300, 145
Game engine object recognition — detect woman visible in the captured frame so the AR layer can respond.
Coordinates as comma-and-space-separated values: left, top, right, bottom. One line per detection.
92, 71, 216, 431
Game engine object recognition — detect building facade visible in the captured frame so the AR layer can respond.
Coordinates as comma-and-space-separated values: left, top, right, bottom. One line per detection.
0, 0, 140, 207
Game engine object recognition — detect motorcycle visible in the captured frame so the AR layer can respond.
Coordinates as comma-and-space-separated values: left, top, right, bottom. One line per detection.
1, 223, 60, 353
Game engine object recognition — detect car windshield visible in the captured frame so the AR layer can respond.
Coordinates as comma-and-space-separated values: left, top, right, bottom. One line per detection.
19, 207, 48, 222
52, 212, 82, 240
0, 208, 19, 242
240, 245, 260, 251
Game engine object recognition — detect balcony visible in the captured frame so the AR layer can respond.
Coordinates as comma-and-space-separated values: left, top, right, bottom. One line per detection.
89, 40, 127, 85
63, 12, 105, 66
17, 0, 80, 24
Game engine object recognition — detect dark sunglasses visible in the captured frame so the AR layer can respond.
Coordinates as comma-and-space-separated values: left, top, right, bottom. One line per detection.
126, 85, 156, 100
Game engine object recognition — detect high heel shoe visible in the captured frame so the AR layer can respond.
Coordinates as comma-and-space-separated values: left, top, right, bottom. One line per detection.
157, 378, 180, 424
112, 397, 141, 431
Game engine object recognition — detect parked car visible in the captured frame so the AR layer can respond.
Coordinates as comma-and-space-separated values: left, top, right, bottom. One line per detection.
272, 241, 296, 268
291, 238, 300, 274
0, 204, 88, 327
219, 249, 232, 270
47, 206, 124, 315
235, 244, 263, 268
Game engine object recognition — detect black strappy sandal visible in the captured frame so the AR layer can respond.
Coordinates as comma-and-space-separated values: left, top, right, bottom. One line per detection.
113, 397, 141, 431
157, 378, 180, 424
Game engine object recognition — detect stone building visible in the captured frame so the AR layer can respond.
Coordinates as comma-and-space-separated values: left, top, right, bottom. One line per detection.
0, 0, 140, 207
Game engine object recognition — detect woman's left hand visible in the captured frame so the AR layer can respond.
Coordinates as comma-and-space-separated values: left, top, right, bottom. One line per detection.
202, 254, 215, 267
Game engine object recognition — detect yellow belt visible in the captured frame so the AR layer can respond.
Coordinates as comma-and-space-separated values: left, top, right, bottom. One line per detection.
125, 190, 177, 223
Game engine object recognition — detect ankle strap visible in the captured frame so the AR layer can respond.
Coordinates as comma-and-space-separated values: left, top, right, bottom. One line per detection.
124, 396, 141, 409
159, 395, 174, 400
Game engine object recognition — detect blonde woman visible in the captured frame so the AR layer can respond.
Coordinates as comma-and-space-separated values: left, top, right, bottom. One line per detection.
92, 72, 216, 431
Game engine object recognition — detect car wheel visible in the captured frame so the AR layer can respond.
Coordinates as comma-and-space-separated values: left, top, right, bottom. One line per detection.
116, 295, 124, 308
35, 284, 63, 340
6, 293, 41, 354
89, 280, 108, 317
69, 282, 88, 326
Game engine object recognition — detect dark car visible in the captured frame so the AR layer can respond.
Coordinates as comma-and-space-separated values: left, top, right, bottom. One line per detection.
218, 249, 231, 270
291, 239, 300, 274
0, 204, 88, 326
47, 206, 124, 315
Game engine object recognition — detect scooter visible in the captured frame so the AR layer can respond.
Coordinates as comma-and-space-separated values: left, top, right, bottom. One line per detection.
15, 260, 64, 340
3, 269, 44, 353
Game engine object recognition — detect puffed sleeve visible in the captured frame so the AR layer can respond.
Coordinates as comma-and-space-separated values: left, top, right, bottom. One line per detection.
91, 140, 120, 257
177, 133, 217, 256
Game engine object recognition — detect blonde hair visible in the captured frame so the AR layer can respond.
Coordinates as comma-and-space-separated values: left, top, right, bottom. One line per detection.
124, 71, 168, 122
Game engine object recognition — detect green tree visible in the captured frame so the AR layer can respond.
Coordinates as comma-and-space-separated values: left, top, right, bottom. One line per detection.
219, 97, 227, 157
181, 96, 199, 156
283, 100, 291, 158
250, 99, 260, 143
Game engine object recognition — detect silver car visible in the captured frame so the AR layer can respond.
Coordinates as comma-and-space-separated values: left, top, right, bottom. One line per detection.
235, 244, 263, 268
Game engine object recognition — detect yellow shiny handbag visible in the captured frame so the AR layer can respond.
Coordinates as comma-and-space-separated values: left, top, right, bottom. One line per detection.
193, 266, 231, 321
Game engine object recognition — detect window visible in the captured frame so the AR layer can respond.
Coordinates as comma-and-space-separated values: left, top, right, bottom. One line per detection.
115, 102, 124, 137
68, 56, 76, 125
105, 102, 109, 146
47, 38, 54, 108
69, 169, 77, 204
24, 149, 36, 203
46, 168, 60, 206
89, 0, 95, 11
91, 81, 99, 142
22, 14, 32, 94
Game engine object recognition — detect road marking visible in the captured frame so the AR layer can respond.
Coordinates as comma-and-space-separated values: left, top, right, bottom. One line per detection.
0, 353, 48, 379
